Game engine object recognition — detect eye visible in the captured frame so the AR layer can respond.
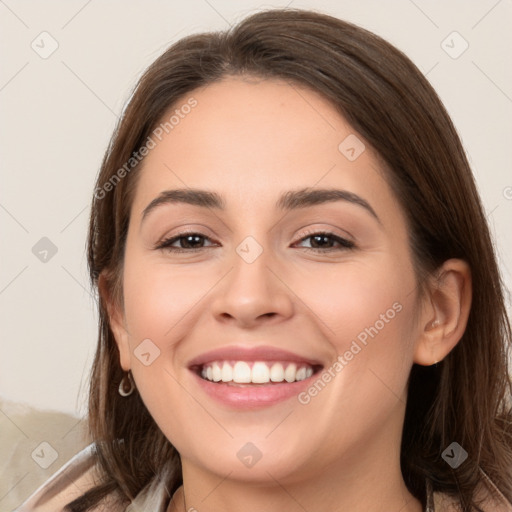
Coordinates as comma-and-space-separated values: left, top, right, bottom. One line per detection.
155, 230, 355, 254
293, 230, 355, 253
155, 232, 217, 253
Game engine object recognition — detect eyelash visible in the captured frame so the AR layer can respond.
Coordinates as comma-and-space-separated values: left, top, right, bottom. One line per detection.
155, 229, 355, 254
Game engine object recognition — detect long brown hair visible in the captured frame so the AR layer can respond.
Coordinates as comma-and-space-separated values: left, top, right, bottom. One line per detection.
71, 8, 512, 511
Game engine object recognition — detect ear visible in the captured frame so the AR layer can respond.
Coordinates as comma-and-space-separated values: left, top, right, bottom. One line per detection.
413, 259, 472, 366
98, 272, 132, 371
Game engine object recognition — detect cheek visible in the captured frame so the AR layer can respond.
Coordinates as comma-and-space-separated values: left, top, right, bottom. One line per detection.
119, 250, 222, 414
293, 256, 416, 353
122, 255, 211, 340
119, 255, 205, 445
291, 256, 418, 419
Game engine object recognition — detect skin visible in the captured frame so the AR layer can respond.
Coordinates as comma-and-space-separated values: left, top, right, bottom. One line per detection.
104, 76, 472, 512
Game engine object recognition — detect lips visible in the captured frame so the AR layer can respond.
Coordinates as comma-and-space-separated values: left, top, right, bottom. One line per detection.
187, 345, 324, 409
188, 345, 324, 369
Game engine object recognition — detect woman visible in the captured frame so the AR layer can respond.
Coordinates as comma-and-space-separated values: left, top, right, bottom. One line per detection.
16, 7, 512, 512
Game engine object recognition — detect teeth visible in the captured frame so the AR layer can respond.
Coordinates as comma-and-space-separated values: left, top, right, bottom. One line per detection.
221, 362, 232, 382
295, 367, 307, 381
233, 361, 251, 383
284, 363, 297, 383
199, 361, 315, 384
270, 362, 284, 382
251, 362, 270, 383
212, 362, 222, 382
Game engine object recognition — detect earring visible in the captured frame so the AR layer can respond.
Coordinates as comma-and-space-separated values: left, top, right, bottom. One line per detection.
118, 371, 135, 397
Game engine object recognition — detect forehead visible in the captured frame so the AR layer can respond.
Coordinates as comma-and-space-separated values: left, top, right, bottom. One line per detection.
132, 76, 396, 220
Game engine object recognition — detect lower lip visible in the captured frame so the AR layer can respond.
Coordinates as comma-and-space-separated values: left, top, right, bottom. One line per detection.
191, 370, 318, 409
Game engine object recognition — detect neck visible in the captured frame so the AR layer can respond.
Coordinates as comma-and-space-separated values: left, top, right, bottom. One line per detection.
167, 420, 423, 512
169, 466, 422, 512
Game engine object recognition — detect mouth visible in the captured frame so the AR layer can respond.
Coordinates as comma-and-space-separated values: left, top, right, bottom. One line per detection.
187, 345, 325, 408
191, 360, 323, 386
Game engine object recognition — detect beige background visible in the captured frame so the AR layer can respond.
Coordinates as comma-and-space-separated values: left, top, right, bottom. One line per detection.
0, 0, 511, 508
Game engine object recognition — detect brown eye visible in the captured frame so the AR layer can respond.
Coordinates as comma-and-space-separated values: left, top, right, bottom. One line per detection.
294, 231, 355, 252
156, 232, 216, 252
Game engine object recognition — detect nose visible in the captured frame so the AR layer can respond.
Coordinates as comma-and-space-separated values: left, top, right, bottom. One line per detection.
210, 243, 295, 329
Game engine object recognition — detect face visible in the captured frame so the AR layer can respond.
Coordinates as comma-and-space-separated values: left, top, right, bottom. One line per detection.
110, 76, 425, 484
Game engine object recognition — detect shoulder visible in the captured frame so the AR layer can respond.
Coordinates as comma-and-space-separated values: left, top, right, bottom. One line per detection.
15, 442, 174, 512
433, 491, 463, 511
14, 444, 107, 512
433, 484, 512, 512
0, 397, 90, 510
472, 478, 512, 512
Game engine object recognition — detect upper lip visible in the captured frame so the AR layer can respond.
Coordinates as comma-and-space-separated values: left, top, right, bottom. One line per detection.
188, 345, 324, 369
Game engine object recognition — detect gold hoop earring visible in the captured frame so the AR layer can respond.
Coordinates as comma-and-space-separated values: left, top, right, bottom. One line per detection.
118, 371, 135, 397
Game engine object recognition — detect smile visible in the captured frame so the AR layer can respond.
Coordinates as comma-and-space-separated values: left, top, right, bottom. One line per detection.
187, 345, 325, 408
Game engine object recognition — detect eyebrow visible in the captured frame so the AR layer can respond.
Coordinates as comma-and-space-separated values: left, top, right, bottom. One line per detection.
141, 187, 381, 224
